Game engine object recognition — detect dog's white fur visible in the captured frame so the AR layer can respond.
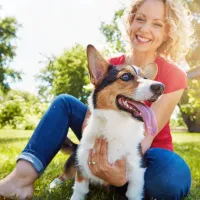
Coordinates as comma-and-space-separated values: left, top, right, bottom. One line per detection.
72, 108, 145, 200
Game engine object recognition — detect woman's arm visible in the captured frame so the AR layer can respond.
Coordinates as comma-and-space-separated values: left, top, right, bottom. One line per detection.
141, 89, 184, 154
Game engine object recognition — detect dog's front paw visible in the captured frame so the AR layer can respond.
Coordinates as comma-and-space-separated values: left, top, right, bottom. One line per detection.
126, 188, 143, 200
70, 193, 85, 200
49, 178, 64, 190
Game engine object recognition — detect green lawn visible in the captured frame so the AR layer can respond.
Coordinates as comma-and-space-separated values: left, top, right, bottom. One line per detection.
0, 130, 199, 200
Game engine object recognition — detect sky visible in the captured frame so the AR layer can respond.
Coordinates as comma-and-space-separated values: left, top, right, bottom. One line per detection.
0, 0, 126, 94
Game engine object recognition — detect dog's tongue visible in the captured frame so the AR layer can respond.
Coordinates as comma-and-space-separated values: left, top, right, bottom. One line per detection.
128, 101, 158, 135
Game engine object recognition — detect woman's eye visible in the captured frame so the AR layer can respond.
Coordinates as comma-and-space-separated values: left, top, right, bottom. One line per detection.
136, 18, 145, 22
120, 73, 134, 82
153, 23, 163, 28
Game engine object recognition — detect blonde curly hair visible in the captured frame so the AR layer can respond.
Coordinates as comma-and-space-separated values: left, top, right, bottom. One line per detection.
123, 0, 194, 62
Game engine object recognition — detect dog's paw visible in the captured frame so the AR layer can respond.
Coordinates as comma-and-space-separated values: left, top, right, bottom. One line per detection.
126, 190, 143, 200
49, 178, 64, 190
70, 193, 85, 200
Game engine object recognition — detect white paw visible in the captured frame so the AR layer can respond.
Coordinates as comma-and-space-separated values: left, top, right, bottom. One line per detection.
49, 178, 64, 190
126, 195, 142, 200
126, 190, 143, 200
70, 193, 85, 200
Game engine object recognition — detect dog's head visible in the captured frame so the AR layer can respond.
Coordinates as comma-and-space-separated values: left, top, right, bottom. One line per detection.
87, 45, 165, 135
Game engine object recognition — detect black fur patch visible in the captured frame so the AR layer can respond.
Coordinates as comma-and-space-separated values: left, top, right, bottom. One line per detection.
64, 151, 77, 172
92, 65, 119, 108
138, 143, 147, 168
61, 137, 78, 154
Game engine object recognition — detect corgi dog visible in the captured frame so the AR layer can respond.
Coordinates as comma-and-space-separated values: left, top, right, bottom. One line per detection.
50, 45, 165, 200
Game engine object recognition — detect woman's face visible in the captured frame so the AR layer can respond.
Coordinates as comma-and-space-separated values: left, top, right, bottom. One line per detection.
130, 0, 168, 53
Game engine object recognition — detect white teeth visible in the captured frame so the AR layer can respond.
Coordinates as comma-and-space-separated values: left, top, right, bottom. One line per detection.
124, 100, 128, 107
137, 36, 151, 42
123, 100, 130, 109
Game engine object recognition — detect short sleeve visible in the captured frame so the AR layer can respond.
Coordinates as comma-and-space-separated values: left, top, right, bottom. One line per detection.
108, 55, 125, 66
163, 65, 188, 94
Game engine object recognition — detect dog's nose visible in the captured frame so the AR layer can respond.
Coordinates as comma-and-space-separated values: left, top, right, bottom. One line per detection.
150, 83, 165, 95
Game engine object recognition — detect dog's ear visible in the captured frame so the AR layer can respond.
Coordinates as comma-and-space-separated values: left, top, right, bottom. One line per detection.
87, 44, 109, 86
143, 63, 158, 80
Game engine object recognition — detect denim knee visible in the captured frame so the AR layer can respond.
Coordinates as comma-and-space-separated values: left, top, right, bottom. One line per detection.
53, 94, 74, 108
144, 148, 191, 200
52, 94, 78, 116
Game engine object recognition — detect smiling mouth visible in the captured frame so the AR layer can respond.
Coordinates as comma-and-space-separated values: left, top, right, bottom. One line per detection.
136, 35, 152, 43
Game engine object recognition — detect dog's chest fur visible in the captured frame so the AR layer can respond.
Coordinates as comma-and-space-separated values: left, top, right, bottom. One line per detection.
77, 109, 145, 184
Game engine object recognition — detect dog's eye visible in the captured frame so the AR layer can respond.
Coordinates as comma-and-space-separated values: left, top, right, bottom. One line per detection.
120, 73, 134, 81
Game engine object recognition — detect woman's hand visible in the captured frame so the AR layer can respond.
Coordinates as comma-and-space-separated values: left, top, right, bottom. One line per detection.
88, 137, 127, 187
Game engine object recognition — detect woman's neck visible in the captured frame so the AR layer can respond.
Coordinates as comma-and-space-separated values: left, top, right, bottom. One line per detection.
125, 50, 156, 68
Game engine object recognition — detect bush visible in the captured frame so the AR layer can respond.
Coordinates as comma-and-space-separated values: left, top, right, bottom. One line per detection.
0, 90, 49, 130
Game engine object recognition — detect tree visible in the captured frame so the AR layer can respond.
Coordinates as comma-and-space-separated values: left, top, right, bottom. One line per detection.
36, 44, 90, 104
185, 0, 200, 67
178, 0, 200, 132
100, 9, 125, 54
0, 16, 22, 93
179, 80, 200, 132
0, 90, 48, 130
100, 1, 200, 132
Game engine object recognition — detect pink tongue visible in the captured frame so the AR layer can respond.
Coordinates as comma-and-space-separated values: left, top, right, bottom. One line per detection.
128, 101, 158, 135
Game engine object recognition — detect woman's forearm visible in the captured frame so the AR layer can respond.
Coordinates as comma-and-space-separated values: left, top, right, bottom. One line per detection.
141, 134, 154, 155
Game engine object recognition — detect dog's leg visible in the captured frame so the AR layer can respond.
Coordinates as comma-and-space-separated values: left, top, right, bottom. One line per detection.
50, 152, 77, 189
70, 170, 89, 200
125, 159, 146, 200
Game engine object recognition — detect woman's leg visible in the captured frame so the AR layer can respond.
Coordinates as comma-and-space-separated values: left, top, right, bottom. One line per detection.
0, 94, 87, 198
144, 148, 191, 200
112, 148, 191, 200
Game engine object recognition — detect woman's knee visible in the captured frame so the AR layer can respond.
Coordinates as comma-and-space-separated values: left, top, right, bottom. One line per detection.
52, 94, 82, 111
144, 148, 191, 200
53, 94, 74, 105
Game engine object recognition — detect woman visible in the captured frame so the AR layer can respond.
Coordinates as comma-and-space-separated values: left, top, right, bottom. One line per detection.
0, 0, 194, 199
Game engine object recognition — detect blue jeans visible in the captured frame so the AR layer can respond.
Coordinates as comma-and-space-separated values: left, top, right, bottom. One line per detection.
17, 94, 191, 199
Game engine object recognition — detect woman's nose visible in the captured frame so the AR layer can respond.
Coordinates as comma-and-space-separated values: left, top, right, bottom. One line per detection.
139, 23, 151, 32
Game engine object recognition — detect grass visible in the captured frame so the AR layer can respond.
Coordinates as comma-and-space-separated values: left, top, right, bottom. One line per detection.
0, 130, 200, 199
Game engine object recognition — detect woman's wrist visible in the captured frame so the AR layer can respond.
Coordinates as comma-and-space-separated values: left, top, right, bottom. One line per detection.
141, 135, 154, 155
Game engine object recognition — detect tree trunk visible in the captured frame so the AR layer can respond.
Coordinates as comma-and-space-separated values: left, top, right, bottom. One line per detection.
181, 113, 200, 133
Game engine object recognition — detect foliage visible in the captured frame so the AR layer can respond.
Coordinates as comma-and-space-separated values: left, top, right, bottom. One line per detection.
36, 44, 90, 104
179, 80, 200, 132
0, 130, 200, 199
179, 0, 200, 132
0, 90, 48, 130
184, 0, 200, 67
100, 9, 125, 55
0, 16, 22, 93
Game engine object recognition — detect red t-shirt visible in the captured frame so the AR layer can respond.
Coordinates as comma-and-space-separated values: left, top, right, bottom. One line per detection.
109, 55, 188, 151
